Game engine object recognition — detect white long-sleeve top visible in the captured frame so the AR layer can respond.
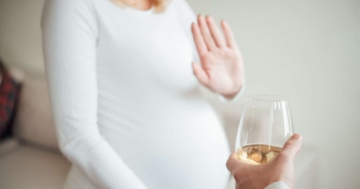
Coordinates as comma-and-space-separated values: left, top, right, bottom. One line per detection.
42, 0, 288, 188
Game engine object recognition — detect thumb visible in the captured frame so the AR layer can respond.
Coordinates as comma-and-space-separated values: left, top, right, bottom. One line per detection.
192, 62, 209, 86
280, 133, 303, 160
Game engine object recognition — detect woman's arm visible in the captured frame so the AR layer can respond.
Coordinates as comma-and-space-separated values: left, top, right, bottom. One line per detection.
173, 0, 245, 101
42, 0, 147, 188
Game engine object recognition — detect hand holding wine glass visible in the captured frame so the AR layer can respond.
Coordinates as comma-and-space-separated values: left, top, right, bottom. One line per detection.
228, 94, 300, 189
227, 134, 303, 189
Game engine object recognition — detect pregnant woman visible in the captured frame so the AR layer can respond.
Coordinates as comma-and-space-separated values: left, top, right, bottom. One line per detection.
42, 0, 245, 188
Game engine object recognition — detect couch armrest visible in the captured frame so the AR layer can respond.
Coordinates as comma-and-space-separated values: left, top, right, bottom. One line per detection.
5, 67, 60, 151
0, 138, 20, 157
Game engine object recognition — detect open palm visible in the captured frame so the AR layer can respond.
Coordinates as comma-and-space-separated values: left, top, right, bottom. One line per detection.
191, 15, 245, 99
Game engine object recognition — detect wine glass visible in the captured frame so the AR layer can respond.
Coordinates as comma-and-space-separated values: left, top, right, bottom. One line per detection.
235, 94, 295, 165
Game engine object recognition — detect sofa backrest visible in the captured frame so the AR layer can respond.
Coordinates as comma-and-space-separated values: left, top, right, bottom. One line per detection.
11, 68, 59, 151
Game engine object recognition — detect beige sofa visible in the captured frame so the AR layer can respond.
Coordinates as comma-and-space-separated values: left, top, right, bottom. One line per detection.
0, 69, 318, 189
0, 70, 70, 189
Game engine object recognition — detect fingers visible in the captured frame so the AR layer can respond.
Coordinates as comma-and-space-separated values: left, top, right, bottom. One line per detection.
197, 15, 217, 51
193, 15, 235, 51
221, 20, 237, 48
226, 152, 239, 172
191, 23, 207, 56
280, 133, 303, 160
206, 16, 226, 48
192, 63, 209, 86
226, 152, 251, 185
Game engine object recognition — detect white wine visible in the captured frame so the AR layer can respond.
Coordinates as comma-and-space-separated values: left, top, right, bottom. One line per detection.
236, 144, 281, 165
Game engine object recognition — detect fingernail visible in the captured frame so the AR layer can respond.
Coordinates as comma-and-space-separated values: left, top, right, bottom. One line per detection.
293, 133, 302, 141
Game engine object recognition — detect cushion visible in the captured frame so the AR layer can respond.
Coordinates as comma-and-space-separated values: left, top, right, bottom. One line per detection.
12, 74, 59, 151
0, 62, 20, 139
0, 144, 70, 189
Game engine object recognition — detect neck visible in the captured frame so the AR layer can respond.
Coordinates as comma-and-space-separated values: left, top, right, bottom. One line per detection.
117, 0, 153, 10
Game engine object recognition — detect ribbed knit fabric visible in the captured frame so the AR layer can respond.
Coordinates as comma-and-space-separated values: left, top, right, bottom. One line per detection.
41, 0, 241, 188
265, 181, 291, 189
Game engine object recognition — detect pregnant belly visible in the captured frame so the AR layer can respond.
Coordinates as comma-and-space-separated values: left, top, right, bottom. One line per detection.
101, 101, 231, 189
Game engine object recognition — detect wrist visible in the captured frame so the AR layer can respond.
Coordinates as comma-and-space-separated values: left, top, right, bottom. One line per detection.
265, 173, 292, 189
264, 181, 291, 189
221, 82, 243, 99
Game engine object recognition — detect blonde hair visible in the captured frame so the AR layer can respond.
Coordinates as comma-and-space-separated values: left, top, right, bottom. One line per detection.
113, 0, 168, 12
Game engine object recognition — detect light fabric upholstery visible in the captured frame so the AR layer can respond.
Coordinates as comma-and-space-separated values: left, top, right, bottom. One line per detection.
0, 138, 20, 156
0, 143, 70, 189
12, 73, 59, 151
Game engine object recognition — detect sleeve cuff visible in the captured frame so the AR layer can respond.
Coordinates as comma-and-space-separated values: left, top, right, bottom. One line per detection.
264, 181, 291, 189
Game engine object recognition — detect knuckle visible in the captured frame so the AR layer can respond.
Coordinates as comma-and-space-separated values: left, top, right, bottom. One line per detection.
226, 158, 234, 170
226, 162, 231, 171
283, 141, 296, 149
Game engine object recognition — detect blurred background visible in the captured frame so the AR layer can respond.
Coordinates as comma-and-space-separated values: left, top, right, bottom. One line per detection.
0, 0, 359, 188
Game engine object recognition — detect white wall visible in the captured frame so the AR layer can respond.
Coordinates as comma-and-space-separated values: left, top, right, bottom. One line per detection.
0, 0, 359, 188
189, 0, 360, 188
0, 0, 45, 73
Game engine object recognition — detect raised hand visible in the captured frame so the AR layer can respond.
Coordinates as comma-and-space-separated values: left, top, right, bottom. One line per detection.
191, 15, 245, 99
